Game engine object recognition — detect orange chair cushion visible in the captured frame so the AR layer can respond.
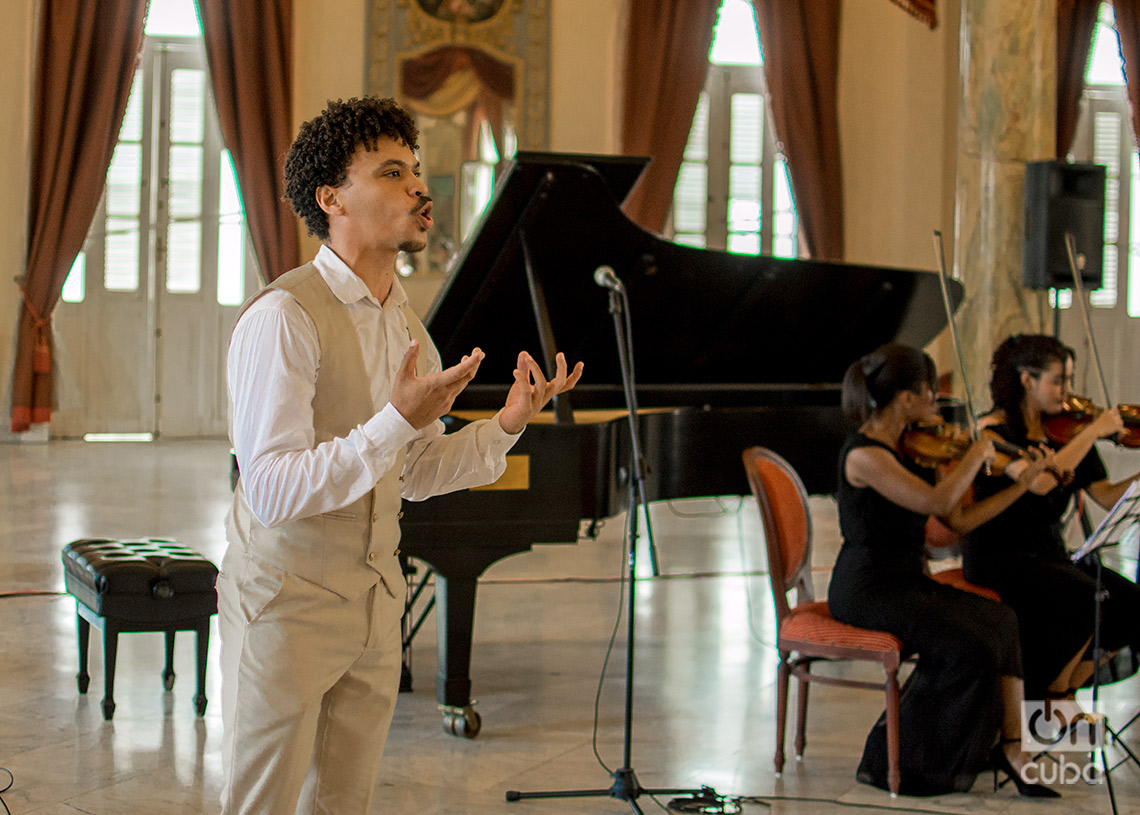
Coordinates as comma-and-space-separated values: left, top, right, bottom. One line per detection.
780, 600, 903, 653
929, 568, 1001, 602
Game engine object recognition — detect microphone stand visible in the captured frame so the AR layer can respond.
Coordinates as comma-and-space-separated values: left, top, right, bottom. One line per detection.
506, 273, 712, 813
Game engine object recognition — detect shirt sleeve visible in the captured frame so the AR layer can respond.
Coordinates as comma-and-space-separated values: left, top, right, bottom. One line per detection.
228, 295, 417, 528
396, 411, 523, 501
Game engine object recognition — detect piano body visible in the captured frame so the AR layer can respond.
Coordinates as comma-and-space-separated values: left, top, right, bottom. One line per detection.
399, 151, 963, 736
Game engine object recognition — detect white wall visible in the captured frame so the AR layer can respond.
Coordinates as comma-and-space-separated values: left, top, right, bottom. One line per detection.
839, 0, 958, 271
550, 0, 622, 154
292, 0, 369, 264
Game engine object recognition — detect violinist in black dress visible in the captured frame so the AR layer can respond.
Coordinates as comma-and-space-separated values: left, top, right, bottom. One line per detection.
964, 334, 1140, 700
828, 343, 1059, 797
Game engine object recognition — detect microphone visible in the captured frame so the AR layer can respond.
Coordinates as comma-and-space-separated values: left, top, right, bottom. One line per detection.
593, 265, 624, 292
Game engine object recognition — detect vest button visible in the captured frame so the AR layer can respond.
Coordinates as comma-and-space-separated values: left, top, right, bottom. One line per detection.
368, 552, 375, 562
372, 513, 378, 522
393, 549, 400, 557
397, 511, 404, 519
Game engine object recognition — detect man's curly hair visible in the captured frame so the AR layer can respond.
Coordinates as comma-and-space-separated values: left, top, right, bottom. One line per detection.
284, 97, 420, 240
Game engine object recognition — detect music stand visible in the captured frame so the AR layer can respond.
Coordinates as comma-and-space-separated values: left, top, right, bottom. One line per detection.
1069, 478, 1140, 814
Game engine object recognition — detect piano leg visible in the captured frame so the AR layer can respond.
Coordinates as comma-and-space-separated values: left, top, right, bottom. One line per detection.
434, 574, 482, 738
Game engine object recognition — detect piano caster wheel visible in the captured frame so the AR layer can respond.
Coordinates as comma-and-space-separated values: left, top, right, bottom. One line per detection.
441, 705, 481, 739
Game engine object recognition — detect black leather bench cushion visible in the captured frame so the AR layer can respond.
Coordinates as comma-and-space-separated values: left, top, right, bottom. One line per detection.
62, 538, 218, 623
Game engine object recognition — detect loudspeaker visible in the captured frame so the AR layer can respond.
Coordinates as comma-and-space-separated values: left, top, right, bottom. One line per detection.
1022, 160, 1105, 290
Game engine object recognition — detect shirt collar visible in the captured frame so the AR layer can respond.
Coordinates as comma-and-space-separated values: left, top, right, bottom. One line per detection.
312, 243, 410, 309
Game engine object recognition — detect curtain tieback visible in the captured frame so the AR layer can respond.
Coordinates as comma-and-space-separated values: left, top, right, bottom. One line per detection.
19, 286, 52, 374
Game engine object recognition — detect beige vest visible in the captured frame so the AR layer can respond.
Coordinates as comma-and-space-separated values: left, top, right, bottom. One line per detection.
226, 262, 431, 600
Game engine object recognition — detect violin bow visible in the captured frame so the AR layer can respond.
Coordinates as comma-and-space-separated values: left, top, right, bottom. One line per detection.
1064, 232, 1113, 408
932, 230, 981, 436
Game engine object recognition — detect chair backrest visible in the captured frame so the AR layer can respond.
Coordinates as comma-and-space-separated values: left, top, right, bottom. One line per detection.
742, 446, 813, 624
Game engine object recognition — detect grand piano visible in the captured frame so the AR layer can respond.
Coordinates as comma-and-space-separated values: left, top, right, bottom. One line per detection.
399, 151, 963, 737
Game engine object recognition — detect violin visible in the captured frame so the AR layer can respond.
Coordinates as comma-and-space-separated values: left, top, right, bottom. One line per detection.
902, 419, 1021, 474
1043, 394, 1140, 448
902, 418, 1075, 485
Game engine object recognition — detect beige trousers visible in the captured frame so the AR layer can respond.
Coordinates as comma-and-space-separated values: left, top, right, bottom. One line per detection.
217, 550, 404, 815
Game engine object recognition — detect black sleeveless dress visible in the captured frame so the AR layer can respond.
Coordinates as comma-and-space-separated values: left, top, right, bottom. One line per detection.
828, 433, 1023, 795
963, 422, 1140, 699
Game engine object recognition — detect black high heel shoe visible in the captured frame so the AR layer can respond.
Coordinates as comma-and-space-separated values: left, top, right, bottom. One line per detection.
992, 738, 1061, 798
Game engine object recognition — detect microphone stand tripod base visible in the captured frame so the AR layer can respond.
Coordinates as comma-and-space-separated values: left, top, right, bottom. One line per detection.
505, 768, 718, 815
609, 766, 640, 800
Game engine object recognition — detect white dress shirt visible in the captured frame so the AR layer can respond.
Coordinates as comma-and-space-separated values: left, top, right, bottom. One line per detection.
228, 244, 519, 528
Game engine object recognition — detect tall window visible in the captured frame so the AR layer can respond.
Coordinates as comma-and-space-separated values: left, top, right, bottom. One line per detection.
668, 0, 797, 257
1066, 2, 1140, 316
60, 0, 248, 306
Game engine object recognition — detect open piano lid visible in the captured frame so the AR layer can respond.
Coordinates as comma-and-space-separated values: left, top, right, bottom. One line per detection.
424, 151, 963, 410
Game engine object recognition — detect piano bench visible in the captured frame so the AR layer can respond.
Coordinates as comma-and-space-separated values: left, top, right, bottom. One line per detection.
61, 538, 218, 721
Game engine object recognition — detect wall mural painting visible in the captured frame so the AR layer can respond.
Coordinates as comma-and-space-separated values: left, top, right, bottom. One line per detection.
367, 0, 551, 277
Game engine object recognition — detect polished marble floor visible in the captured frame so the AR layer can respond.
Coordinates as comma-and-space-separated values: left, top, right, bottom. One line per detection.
2, 438, 1139, 814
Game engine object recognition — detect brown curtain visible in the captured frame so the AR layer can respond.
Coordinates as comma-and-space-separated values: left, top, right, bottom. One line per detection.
753, 1, 845, 261
1058, 0, 1102, 156
619, 0, 721, 234
1115, 0, 1140, 149
197, 0, 299, 283
888, 0, 937, 28
402, 46, 515, 101
401, 46, 515, 163
11, 0, 148, 433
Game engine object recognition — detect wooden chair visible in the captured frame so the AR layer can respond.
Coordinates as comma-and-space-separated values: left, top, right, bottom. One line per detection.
742, 446, 903, 796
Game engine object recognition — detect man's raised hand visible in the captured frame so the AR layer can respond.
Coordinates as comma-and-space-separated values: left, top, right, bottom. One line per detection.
498, 351, 584, 434
390, 340, 483, 429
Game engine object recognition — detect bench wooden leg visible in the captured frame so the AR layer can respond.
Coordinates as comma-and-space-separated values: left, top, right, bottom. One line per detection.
76, 610, 90, 694
101, 623, 118, 721
193, 619, 209, 716
163, 630, 176, 691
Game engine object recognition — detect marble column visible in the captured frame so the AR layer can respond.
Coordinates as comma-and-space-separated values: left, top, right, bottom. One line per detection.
953, 0, 1054, 411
